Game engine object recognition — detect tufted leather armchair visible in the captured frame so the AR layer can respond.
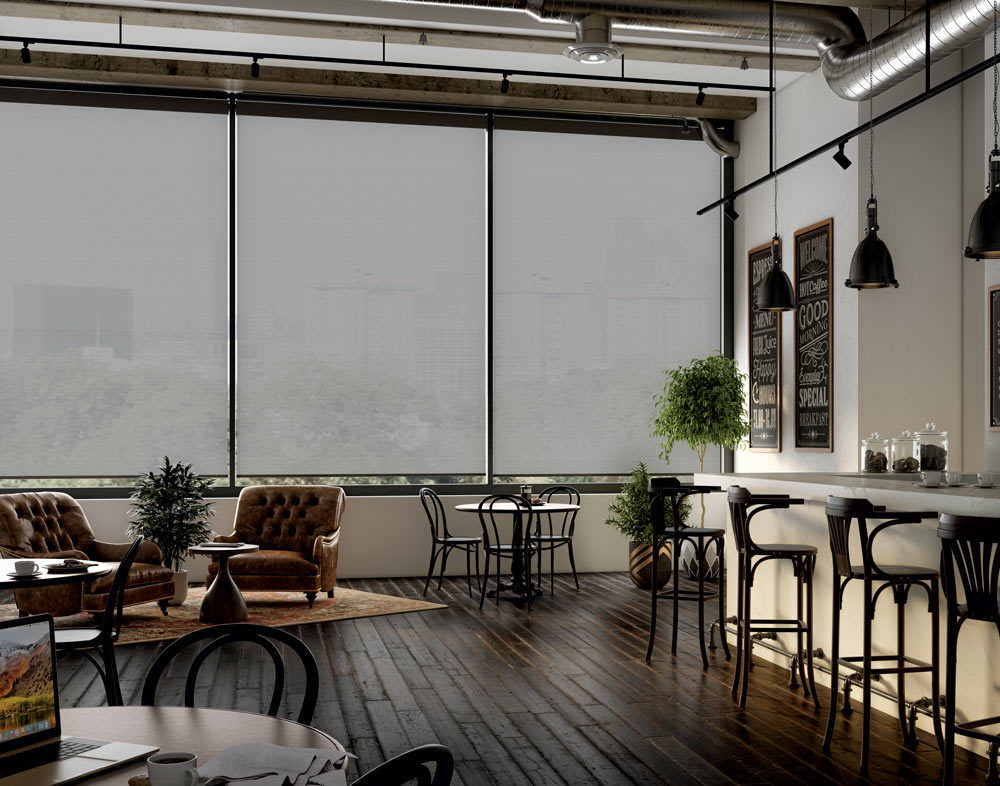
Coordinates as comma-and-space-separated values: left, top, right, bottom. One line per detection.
207, 485, 345, 607
0, 492, 175, 617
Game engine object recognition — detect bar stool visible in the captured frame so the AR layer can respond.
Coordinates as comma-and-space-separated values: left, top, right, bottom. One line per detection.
727, 486, 818, 709
938, 513, 1000, 786
823, 496, 943, 776
646, 477, 729, 669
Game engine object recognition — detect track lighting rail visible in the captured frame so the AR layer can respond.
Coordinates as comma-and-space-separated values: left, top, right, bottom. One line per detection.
698, 49, 1000, 216
0, 34, 772, 94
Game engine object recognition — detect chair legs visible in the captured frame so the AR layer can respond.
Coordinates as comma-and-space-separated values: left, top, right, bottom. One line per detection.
73, 646, 121, 706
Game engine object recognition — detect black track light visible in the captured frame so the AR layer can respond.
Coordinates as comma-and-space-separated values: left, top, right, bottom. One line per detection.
754, 236, 797, 312
20, 42, 30, 64
724, 201, 739, 222
966, 149, 1000, 259
846, 198, 898, 288
251, 57, 260, 78
740, 57, 749, 71
500, 73, 510, 94
833, 142, 852, 170
695, 87, 706, 106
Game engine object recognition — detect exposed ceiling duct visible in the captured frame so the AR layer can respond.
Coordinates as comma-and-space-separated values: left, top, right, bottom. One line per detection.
375, 0, 995, 100
697, 119, 740, 158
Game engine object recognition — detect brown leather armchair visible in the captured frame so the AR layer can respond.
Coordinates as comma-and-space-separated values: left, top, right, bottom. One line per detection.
208, 485, 345, 607
0, 492, 175, 617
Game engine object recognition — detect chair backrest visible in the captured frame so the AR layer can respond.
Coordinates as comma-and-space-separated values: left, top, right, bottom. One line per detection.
419, 488, 451, 540
727, 486, 798, 553
0, 492, 95, 557
825, 495, 875, 577
105, 536, 145, 643
938, 513, 1000, 623
353, 744, 454, 786
476, 494, 533, 550
539, 486, 580, 537
140, 623, 320, 724
234, 485, 346, 555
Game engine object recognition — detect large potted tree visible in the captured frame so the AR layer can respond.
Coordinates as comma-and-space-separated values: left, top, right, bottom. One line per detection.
650, 354, 750, 577
605, 461, 690, 589
128, 456, 215, 606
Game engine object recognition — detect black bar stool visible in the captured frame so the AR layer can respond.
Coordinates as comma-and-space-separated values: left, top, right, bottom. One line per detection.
646, 477, 729, 669
727, 486, 818, 709
823, 496, 943, 775
938, 513, 1000, 786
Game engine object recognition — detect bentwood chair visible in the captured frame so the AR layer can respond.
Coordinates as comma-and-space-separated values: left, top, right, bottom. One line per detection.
53, 536, 145, 706
533, 485, 581, 595
476, 494, 538, 610
420, 488, 481, 597
727, 486, 818, 710
353, 744, 454, 786
823, 496, 942, 776
141, 623, 320, 724
938, 513, 1000, 786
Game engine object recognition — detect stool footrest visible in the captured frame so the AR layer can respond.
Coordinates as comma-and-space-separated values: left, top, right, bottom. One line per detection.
655, 588, 721, 601
840, 654, 932, 675
739, 617, 808, 634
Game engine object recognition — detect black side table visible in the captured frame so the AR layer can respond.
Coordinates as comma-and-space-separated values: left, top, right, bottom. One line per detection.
646, 477, 729, 668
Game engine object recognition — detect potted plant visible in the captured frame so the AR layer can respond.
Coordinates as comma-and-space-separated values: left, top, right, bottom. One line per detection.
650, 353, 750, 577
605, 461, 690, 589
128, 456, 215, 605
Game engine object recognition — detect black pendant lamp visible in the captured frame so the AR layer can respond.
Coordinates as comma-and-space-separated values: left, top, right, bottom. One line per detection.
846, 0, 899, 288
753, 0, 796, 312
966, 0, 1000, 259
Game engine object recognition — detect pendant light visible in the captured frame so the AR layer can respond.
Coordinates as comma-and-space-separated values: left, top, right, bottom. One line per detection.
754, 0, 797, 312
846, 0, 899, 288
966, 0, 1000, 259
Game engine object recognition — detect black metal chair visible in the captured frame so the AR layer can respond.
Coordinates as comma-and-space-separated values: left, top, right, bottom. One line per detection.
823, 496, 942, 776
140, 623, 320, 724
53, 536, 144, 706
476, 494, 538, 610
727, 486, 818, 710
353, 744, 454, 786
420, 488, 481, 598
533, 485, 581, 595
938, 513, 1000, 786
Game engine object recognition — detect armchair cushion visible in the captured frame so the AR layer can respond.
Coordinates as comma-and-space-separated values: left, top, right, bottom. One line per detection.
208, 549, 320, 577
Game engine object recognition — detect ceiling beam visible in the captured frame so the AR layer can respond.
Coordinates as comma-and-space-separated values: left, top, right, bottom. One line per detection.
0, 48, 757, 118
0, 0, 819, 72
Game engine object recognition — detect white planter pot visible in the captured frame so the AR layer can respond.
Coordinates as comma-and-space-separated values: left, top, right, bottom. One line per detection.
168, 569, 189, 606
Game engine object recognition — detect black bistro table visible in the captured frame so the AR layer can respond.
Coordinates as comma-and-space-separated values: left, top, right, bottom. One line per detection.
646, 478, 729, 669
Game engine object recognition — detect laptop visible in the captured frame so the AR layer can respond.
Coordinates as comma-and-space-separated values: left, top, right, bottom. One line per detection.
0, 614, 157, 786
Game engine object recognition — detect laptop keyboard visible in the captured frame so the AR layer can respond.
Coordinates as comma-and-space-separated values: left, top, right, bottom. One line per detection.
55, 740, 102, 760
2, 738, 103, 775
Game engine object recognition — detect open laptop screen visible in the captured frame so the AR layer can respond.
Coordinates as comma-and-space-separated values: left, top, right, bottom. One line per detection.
0, 615, 60, 757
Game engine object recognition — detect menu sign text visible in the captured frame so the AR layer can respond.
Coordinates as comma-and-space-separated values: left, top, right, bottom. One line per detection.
749, 240, 781, 451
990, 286, 1000, 430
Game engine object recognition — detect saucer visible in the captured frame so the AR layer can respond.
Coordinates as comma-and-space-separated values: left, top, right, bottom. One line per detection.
976, 483, 996, 489
911, 482, 942, 488
6, 569, 41, 578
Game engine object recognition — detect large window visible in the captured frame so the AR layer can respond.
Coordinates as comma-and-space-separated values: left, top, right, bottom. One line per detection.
0, 94, 723, 487
0, 95, 229, 479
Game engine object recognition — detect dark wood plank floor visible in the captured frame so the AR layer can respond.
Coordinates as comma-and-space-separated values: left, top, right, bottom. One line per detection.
39, 573, 987, 785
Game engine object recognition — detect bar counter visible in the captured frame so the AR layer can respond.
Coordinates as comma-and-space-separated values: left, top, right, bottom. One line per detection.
695, 471, 1000, 758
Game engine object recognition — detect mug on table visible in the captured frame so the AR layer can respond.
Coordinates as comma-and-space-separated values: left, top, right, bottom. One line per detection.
147, 752, 199, 786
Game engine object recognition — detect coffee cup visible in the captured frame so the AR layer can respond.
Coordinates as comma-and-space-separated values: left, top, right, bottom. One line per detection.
978, 473, 995, 487
945, 472, 962, 485
13, 560, 36, 576
921, 471, 942, 487
147, 752, 199, 786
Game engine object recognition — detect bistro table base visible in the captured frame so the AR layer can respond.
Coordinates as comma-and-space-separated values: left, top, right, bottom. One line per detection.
487, 580, 543, 601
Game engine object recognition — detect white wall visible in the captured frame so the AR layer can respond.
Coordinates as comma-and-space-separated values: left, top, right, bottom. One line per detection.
77, 494, 628, 583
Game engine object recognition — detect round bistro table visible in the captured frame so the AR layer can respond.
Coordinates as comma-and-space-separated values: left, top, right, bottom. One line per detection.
0, 558, 112, 590
187, 544, 259, 624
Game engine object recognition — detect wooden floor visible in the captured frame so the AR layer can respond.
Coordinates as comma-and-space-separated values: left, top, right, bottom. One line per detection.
40, 573, 987, 786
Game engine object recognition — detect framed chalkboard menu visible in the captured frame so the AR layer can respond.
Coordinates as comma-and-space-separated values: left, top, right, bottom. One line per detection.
748, 239, 781, 451
989, 285, 1000, 430
794, 219, 834, 451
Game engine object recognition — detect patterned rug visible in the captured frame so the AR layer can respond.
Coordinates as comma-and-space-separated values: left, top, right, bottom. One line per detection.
0, 587, 445, 645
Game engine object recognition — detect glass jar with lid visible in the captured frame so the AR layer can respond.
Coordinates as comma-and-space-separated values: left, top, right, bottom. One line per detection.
891, 430, 920, 473
917, 422, 949, 471
861, 433, 888, 472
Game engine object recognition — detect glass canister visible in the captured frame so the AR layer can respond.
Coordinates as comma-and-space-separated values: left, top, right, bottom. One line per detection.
917, 422, 949, 471
861, 433, 888, 472
891, 430, 920, 473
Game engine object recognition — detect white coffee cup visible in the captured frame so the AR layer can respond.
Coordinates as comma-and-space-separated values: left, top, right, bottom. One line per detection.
921, 471, 942, 487
978, 473, 995, 487
147, 752, 199, 786
945, 472, 962, 485
13, 560, 36, 576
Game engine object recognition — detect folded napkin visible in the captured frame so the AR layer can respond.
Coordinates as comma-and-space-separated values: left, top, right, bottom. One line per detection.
197, 743, 354, 786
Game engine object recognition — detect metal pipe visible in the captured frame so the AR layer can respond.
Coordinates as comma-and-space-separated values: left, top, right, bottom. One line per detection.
696, 119, 740, 157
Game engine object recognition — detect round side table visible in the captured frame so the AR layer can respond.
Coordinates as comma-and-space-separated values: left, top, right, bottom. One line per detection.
188, 543, 259, 623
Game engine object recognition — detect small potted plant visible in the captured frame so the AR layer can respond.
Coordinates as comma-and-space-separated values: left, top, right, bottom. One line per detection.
605, 461, 690, 589
650, 353, 750, 577
128, 456, 215, 605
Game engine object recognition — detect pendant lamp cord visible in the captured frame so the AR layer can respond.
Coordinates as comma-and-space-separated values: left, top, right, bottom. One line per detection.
868, 0, 874, 201
771, 0, 778, 241
993, 0, 997, 150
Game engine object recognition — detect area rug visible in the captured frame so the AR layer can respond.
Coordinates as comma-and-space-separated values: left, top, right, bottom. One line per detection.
0, 587, 445, 645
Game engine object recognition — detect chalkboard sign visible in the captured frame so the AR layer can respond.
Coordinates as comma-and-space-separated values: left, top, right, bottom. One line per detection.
989, 286, 1000, 430
748, 240, 781, 451
794, 219, 834, 451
